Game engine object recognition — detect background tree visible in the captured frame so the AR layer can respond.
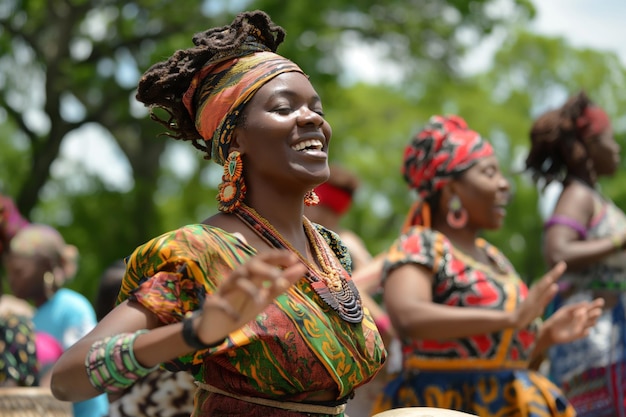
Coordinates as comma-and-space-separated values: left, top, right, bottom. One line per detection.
2, 0, 625, 301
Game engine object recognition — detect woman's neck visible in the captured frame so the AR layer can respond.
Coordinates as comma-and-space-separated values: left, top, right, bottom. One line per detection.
240, 191, 310, 255
433, 220, 479, 252
565, 173, 595, 188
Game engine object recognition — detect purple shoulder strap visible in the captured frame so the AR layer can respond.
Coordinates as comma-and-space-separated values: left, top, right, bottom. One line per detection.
543, 215, 588, 240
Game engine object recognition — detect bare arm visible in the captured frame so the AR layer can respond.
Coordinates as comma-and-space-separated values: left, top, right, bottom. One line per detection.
51, 301, 181, 401
384, 262, 563, 340
51, 251, 306, 402
545, 183, 626, 269
351, 254, 385, 295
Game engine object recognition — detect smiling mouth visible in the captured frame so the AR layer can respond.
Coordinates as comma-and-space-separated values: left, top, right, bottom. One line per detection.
291, 139, 323, 152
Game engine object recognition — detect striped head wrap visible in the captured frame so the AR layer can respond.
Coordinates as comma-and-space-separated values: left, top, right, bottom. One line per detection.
401, 115, 493, 229
182, 48, 305, 165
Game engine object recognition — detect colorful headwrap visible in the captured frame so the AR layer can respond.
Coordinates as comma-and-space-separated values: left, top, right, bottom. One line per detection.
314, 182, 353, 216
182, 50, 305, 165
401, 115, 494, 229
576, 105, 611, 140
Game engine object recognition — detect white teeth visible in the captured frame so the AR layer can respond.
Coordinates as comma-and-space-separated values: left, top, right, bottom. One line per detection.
291, 140, 323, 151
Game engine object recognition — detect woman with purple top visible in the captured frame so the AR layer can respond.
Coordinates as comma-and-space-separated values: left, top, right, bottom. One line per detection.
526, 91, 626, 417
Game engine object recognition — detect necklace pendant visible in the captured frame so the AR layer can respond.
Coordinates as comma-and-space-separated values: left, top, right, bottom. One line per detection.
234, 204, 363, 323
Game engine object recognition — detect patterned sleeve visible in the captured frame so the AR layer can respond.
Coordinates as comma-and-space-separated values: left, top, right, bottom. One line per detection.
118, 225, 255, 323
381, 226, 452, 287
116, 225, 255, 372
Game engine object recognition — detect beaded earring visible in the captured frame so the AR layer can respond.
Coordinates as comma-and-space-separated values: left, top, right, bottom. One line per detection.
447, 194, 467, 229
218, 151, 246, 213
304, 190, 320, 206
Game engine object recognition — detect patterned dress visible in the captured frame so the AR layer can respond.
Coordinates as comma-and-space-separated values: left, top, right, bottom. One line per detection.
118, 224, 386, 417
547, 190, 626, 417
371, 226, 574, 417
0, 313, 38, 387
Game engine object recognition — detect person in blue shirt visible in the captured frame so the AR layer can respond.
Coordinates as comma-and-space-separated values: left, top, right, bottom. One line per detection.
5, 223, 109, 417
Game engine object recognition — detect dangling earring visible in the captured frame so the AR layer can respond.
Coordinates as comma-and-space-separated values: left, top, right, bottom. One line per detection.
43, 271, 56, 300
304, 190, 319, 206
447, 194, 467, 229
218, 151, 246, 213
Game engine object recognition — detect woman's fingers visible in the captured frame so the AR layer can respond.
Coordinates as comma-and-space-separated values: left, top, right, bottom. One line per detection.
534, 261, 566, 308
216, 250, 308, 318
197, 251, 308, 344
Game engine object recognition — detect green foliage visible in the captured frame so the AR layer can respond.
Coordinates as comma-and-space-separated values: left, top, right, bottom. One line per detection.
1, 0, 625, 305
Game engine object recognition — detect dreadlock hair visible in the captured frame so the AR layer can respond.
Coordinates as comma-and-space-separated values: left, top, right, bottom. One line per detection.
135, 10, 286, 158
525, 91, 595, 187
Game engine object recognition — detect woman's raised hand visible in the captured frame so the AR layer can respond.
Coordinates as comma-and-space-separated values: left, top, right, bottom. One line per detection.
511, 261, 565, 329
197, 250, 307, 345
543, 297, 605, 346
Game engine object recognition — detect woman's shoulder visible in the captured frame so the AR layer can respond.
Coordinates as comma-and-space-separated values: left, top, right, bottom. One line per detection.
556, 180, 597, 217
385, 226, 453, 268
399, 225, 451, 247
130, 224, 249, 260
120, 224, 255, 303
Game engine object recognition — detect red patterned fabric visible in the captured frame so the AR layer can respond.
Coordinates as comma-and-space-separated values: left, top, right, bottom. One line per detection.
372, 225, 575, 416
400, 115, 493, 229
383, 226, 536, 368
402, 115, 493, 200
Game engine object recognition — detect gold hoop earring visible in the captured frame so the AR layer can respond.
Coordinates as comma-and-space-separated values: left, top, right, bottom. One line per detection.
218, 151, 246, 213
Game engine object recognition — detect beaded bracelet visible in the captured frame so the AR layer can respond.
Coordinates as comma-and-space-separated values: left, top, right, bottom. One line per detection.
183, 310, 217, 350
85, 330, 158, 394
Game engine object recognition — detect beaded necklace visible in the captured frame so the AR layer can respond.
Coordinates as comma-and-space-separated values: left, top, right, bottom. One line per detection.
234, 204, 363, 323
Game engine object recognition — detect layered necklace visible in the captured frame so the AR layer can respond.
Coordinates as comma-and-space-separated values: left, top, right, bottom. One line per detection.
234, 204, 363, 323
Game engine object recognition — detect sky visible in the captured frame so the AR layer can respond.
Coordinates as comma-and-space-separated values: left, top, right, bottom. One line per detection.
460, 0, 626, 74
532, 0, 626, 67
56, 0, 626, 191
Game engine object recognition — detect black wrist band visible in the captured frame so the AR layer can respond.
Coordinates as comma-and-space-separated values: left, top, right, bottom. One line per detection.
182, 310, 224, 350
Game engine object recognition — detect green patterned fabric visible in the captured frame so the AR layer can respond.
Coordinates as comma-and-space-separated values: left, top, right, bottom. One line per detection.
118, 224, 385, 416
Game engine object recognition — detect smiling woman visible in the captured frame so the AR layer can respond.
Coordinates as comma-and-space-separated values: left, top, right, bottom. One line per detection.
49, 10, 385, 417
367, 114, 604, 417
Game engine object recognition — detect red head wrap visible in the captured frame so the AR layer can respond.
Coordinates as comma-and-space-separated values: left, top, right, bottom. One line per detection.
314, 182, 353, 216
182, 51, 305, 165
401, 115, 494, 229
576, 105, 611, 140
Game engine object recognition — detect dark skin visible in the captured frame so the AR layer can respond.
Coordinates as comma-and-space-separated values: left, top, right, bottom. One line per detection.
544, 127, 623, 308
51, 72, 340, 402
4, 253, 53, 307
357, 155, 603, 365
544, 128, 623, 268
